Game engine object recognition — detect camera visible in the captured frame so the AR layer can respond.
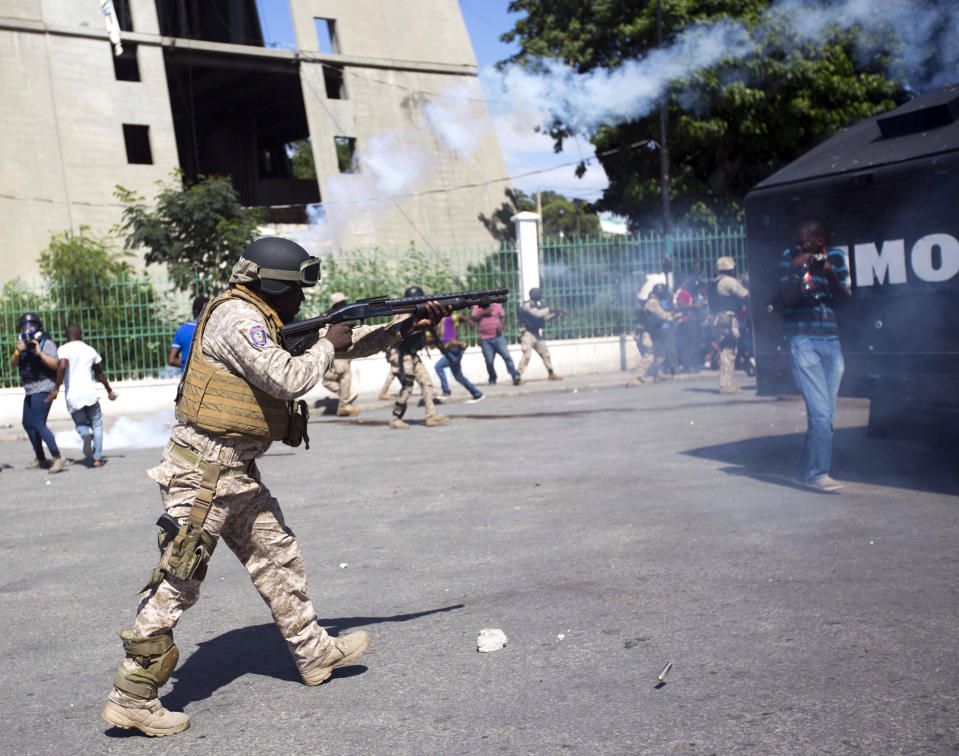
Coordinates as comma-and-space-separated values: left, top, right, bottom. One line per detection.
20, 330, 42, 353
812, 252, 828, 264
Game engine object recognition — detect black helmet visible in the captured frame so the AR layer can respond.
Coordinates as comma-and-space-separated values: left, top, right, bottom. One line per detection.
651, 283, 670, 299
404, 285, 424, 298
18, 312, 42, 331
241, 237, 320, 296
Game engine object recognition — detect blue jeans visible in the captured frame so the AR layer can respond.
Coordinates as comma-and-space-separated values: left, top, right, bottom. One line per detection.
479, 335, 519, 383
70, 402, 104, 461
22, 392, 59, 460
789, 337, 844, 482
435, 354, 482, 399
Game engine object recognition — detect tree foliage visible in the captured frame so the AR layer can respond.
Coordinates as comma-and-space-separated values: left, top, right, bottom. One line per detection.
115, 171, 265, 295
479, 188, 602, 241
502, 0, 907, 230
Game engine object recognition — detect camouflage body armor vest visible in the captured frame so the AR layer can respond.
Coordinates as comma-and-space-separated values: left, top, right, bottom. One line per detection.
175, 287, 292, 439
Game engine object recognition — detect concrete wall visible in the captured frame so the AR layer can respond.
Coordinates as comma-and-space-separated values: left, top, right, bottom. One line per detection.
0, 337, 639, 431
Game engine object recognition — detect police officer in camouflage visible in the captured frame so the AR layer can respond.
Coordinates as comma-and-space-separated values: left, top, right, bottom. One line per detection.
707, 256, 750, 394
389, 286, 450, 430
101, 238, 448, 736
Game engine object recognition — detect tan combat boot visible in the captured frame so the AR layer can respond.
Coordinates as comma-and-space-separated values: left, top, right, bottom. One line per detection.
336, 406, 360, 416
626, 378, 646, 387
425, 415, 450, 427
377, 390, 392, 401
101, 690, 190, 737
548, 372, 563, 381
301, 631, 371, 686
720, 385, 743, 394
390, 417, 410, 430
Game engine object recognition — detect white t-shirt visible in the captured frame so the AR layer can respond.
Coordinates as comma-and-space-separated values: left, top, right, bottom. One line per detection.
58, 340, 103, 413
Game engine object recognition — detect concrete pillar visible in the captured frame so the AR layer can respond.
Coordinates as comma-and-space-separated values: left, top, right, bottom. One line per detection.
511, 210, 540, 301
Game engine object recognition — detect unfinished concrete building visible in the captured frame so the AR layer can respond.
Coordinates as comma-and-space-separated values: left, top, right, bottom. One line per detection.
0, 0, 513, 283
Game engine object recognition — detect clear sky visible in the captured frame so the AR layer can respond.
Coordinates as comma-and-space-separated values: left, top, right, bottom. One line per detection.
253, 0, 609, 203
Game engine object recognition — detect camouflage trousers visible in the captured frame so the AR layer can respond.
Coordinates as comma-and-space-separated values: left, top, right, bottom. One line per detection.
322, 358, 353, 405
392, 353, 435, 418
712, 311, 741, 391
121, 447, 333, 682
517, 331, 553, 375
634, 329, 654, 380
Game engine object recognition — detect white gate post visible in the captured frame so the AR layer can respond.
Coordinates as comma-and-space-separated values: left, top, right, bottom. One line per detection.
511, 210, 541, 300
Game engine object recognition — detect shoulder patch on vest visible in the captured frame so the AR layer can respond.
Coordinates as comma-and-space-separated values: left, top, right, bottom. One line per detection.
248, 325, 268, 347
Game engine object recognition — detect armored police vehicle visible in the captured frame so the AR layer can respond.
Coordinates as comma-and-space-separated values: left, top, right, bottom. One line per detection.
745, 83, 959, 442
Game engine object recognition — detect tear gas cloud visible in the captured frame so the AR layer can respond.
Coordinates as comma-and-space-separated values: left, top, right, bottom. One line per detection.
54, 409, 174, 451
485, 0, 958, 142
308, 0, 955, 245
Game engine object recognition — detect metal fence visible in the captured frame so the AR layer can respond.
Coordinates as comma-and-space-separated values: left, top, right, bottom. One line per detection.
0, 228, 746, 387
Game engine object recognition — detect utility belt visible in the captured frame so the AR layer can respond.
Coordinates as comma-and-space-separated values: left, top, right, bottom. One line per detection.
137, 443, 251, 595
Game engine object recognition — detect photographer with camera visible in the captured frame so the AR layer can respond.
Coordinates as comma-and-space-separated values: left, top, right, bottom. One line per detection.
9, 312, 68, 473
780, 220, 851, 492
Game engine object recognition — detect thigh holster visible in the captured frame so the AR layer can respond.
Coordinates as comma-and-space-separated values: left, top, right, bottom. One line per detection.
112, 630, 179, 700
138, 450, 224, 596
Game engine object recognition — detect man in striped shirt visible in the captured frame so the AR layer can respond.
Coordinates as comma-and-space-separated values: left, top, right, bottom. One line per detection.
779, 220, 852, 492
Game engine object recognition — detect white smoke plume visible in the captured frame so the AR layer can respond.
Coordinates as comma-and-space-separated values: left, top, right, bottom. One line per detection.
423, 83, 488, 157
54, 409, 174, 451
479, 0, 957, 144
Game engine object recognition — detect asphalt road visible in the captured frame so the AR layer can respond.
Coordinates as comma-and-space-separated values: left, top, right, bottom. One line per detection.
1, 373, 957, 755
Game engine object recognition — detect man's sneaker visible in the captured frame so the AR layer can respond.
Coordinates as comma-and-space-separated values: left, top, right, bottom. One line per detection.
720, 385, 744, 394
344, 391, 359, 405
425, 415, 450, 427
301, 631, 371, 686
548, 373, 563, 381
336, 406, 359, 417
82, 433, 94, 458
101, 692, 190, 737
389, 417, 410, 430
48, 457, 68, 474
25, 458, 49, 470
467, 393, 485, 404
512, 376, 522, 386
442, 389, 452, 396
803, 475, 844, 493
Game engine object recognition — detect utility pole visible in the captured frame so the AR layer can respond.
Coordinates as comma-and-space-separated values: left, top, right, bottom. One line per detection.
657, 0, 673, 287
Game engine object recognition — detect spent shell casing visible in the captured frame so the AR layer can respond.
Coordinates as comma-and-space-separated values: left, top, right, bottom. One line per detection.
657, 661, 673, 682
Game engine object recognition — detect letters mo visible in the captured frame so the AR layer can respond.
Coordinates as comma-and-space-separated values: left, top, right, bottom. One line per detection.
844, 233, 959, 287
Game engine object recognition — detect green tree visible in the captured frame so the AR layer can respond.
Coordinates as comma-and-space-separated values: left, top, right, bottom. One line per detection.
115, 171, 265, 295
538, 190, 601, 238
38, 226, 133, 290
501, 0, 906, 230
288, 138, 317, 180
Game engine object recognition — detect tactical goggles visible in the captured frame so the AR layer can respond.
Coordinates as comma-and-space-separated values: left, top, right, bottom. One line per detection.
257, 257, 321, 287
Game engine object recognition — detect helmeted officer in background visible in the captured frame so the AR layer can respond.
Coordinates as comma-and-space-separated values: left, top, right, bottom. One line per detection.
638, 282, 681, 383
516, 287, 565, 381
321, 292, 360, 417
389, 285, 450, 430
708, 256, 750, 394
102, 238, 449, 736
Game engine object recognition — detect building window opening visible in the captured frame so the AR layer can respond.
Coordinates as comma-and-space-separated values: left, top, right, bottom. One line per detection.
112, 43, 140, 81
334, 137, 356, 173
323, 65, 346, 99
314, 18, 339, 54
114, 0, 134, 31
123, 124, 152, 164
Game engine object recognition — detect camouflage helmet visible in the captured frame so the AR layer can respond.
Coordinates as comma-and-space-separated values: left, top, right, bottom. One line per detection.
716, 256, 736, 272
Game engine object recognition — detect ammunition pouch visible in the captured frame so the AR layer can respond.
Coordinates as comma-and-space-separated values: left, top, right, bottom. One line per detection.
112, 630, 179, 700
283, 399, 310, 449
